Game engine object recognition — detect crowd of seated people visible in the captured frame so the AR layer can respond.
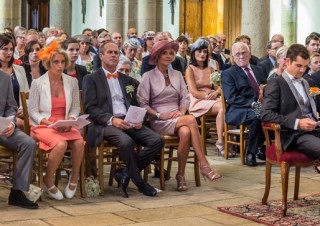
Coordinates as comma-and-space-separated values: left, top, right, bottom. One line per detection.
1, 24, 320, 210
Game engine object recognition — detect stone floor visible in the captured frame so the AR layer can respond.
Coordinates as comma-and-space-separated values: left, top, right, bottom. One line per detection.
0, 144, 320, 226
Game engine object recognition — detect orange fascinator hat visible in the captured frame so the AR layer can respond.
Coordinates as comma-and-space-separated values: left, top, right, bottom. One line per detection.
37, 40, 60, 62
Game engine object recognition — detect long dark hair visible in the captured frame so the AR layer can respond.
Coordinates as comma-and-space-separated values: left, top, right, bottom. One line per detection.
0, 34, 15, 67
189, 46, 209, 68
22, 39, 41, 64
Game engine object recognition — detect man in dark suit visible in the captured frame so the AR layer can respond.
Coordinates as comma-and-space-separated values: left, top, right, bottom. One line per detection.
0, 71, 38, 209
258, 40, 283, 80
261, 44, 320, 159
221, 42, 266, 166
141, 32, 184, 76
82, 41, 164, 198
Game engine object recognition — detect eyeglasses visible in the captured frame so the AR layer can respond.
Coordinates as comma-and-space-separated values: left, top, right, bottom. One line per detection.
233, 51, 249, 58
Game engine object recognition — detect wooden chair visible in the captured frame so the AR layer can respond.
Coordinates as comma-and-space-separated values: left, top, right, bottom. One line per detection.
0, 145, 16, 179
220, 92, 248, 164
261, 123, 320, 216
198, 114, 216, 155
20, 92, 86, 198
158, 134, 200, 190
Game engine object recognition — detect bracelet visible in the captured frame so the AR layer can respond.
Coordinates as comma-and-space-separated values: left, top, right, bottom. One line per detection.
156, 112, 161, 119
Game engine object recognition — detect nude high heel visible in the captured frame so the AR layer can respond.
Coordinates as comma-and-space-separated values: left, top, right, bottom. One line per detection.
200, 165, 222, 181
175, 174, 188, 192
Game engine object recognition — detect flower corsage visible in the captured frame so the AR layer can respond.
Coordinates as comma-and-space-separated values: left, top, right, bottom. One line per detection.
309, 87, 320, 97
126, 85, 135, 98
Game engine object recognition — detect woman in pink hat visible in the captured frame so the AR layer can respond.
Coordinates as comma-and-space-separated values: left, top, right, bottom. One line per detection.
137, 40, 221, 192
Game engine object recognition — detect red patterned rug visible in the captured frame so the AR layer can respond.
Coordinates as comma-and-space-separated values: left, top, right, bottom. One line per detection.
218, 194, 320, 225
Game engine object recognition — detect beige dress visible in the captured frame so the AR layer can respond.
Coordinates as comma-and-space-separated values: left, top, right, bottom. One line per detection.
188, 65, 221, 118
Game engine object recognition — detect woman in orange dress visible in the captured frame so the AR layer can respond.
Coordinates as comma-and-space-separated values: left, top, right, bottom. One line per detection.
28, 41, 84, 200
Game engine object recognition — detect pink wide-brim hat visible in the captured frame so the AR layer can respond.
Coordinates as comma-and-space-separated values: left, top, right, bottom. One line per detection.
149, 40, 179, 65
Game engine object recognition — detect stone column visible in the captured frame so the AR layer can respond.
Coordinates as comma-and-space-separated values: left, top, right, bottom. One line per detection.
137, 0, 157, 36
105, 0, 124, 34
242, 0, 270, 58
0, 0, 21, 31
50, 0, 71, 35
281, 0, 297, 45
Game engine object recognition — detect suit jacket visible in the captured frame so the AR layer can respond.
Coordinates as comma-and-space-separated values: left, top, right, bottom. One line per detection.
82, 69, 139, 147
92, 54, 101, 72
258, 57, 274, 80
211, 52, 224, 69
260, 72, 318, 150
28, 72, 80, 126
221, 64, 265, 125
141, 55, 184, 76
0, 71, 18, 118
63, 64, 88, 90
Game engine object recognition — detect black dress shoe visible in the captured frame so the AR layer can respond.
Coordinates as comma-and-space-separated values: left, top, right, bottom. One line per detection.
8, 188, 39, 209
256, 146, 266, 161
136, 182, 157, 197
246, 153, 257, 167
154, 167, 170, 180
114, 169, 130, 198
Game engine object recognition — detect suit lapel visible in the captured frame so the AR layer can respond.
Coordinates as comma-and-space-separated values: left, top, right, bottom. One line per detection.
282, 72, 303, 111
117, 73, 130, 109
302, 79, 318, 118
98, 68, 113, 113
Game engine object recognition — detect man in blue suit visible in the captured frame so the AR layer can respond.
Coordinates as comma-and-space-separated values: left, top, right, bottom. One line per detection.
221, 42, 266, 166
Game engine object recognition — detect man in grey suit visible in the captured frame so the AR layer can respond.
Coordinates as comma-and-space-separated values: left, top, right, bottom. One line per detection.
0, 71, 38, 209
261, 44, 320, 159
82, 41, 164, 198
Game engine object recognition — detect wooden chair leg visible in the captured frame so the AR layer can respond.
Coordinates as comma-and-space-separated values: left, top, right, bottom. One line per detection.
98, 146, 104, 195
108, 155, 117, 186
166, 147, 174, 181
200, 116, 207, 155
240, 130, 245, 165
80, 156, 86, 198
159, 148, 165, 190
224, 135, 229, 160
194, 155, 200, 187
38, 150, 44, 189
281, 162, 290, 217
294, 167, 300, 200
262, 161, 272, 204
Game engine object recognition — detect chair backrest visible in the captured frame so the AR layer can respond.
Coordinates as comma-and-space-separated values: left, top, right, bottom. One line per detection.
262, 123, 283, 162
20, 92, 30, 136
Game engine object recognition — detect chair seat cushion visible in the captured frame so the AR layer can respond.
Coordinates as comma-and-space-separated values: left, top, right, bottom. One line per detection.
266, 144, 313, 163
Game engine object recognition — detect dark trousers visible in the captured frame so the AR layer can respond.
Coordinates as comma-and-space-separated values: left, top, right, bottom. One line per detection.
245, 110, 265, 155
103, 125, 164, 183
293, 133, 320, 159
0, 128, 37, 191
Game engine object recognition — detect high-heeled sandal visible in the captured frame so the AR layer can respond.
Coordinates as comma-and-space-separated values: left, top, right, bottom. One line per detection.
200, 165, 222, 181
44, 184, 63, 200
175, 174, 188, 192
65, 178, 78, 199
315, 166, 320, 174
216, 142, 236, 158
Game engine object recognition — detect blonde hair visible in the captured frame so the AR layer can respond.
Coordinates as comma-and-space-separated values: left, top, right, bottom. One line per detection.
43, 48, 70, 70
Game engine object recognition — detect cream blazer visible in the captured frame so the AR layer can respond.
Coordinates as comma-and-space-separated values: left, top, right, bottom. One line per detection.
28, 72, 80, 126
12, 64, 29, 107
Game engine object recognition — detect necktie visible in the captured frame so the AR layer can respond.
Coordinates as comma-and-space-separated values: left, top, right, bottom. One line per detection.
244, 67, 260, 98
106, 72, 118, 79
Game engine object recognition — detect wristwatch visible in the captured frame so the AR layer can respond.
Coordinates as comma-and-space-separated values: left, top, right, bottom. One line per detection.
156, 112, 161, 119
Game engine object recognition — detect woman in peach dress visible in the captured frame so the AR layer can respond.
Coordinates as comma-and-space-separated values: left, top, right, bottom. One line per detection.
28, 42, 84, 200
185, 38, 229, 156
